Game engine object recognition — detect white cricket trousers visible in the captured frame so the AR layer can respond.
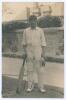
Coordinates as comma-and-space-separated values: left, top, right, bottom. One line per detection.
26, 46, 45, 89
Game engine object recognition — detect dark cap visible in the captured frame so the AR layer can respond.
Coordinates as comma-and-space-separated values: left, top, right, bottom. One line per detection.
29, 15, 37, 21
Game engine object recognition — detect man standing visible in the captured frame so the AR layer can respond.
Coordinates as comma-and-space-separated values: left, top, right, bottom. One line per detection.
22, 15, 46, 93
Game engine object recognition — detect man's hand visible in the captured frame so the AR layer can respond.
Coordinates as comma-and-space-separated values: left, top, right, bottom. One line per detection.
41, 46, 45, 57
22, 45, 27, 59
41, 46, 46, 67
41, 52, 45, 58
41, 57, 46, 67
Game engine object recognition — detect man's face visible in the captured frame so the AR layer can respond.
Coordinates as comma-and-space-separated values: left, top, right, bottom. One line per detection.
29, 19, 37, 29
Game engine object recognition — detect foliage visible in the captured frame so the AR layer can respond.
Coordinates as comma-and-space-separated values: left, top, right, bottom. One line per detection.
38, 16, 62, 28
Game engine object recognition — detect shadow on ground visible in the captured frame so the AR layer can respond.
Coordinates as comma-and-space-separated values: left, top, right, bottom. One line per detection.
2, 76, 64, 98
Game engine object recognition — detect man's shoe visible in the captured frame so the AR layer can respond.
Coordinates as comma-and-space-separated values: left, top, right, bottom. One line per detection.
40, 88, 46, 93
26, 84, 34, 92
26, 88, 32, 92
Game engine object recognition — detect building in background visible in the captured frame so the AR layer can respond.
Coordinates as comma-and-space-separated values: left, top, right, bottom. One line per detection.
3, 2, 64, 22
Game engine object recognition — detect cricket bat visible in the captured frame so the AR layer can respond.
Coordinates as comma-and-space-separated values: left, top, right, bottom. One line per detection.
16, 55, 26, 93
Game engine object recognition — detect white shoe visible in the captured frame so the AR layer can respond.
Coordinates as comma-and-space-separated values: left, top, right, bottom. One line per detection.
40, 88, 46, 93
26, 84, 34, 92
26, 88, 32, 92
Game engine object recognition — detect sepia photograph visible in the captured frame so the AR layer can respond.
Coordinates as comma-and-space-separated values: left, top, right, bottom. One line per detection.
2, 2, 64, 98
